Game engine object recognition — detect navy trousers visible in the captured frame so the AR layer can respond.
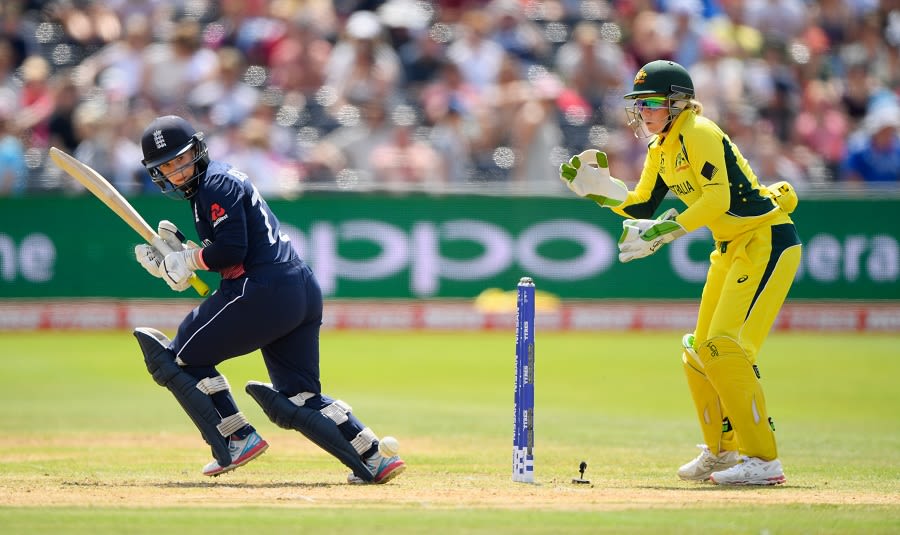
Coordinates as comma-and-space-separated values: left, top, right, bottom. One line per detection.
171, 259, 323, 396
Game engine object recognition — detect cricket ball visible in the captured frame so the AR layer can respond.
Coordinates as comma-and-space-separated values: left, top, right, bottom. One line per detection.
379, 436, 400, 457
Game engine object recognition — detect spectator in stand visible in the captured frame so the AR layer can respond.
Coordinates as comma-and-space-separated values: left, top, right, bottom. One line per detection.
419, 59, 481, 125
838, 53, 877, 128
0, 40, 21, 96
16, 55, 55, 149
325, 10, 402, 112
306, 97, 394, 184
624, 10, 676, 70
554, 21, 627, 112
488, 0, 549, 70
71, 100, 118, 194
707, 0, 764, 59
227, 116, 301, 197
841, 104, 900, 183
667, 0, 707, 69
139, 19, 219, 113
509, 73, 565, 189
0, 100, 26, 196
743, 0, 806, 43
446, 9, 505, 92
370, 106, 445, 190
189, 47, 260, 129
51, 0, 123, 49
690, 36, 745, 122
428, 97, 474, 184
268, 14, 332, 100
752, 131, 809, 186
793, 79, 849, 180
398, 25, 447, 98
77, 13, 153, 105
1, 1, 37, 69
47, 75, 82, 155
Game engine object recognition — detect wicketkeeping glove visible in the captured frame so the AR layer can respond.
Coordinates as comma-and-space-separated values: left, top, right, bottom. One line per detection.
559, 149, 628, 208
617, 208, 686, 263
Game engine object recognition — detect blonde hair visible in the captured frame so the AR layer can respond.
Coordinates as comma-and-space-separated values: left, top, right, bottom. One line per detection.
686, 99, 703, 115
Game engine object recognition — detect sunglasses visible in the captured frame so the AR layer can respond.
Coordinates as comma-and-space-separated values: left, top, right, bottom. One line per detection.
635, 97, 669, 111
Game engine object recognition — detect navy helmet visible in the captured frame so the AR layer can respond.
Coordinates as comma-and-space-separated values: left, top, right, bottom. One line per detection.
140, 115, 209, 199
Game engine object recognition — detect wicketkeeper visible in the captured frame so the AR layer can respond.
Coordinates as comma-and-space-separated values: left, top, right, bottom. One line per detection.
560, 60, 801, 485
132, 115, 405, 484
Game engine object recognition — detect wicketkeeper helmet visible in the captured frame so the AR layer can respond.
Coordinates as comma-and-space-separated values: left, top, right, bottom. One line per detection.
140, 115, 209, 199
624, 60, 694, 100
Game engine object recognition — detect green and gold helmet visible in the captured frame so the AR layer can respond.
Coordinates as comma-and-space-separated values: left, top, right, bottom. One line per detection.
624, 60, 694, 100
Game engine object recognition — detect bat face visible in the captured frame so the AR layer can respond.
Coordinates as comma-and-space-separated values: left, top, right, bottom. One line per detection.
49, 147, 156, 243
48, 147, 210, 296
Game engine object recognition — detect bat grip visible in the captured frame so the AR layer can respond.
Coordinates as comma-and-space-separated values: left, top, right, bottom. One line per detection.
152, 235, 210, 297
189, 274, 210, 296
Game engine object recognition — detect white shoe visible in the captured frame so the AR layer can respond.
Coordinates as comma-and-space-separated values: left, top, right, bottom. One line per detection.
677, 445, 740, 481
347, 438, 406, 484
202, 431, 268, 477
710, 456, 786, 486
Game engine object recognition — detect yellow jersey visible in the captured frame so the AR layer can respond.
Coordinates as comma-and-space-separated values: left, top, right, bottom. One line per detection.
612, 110, 792, 242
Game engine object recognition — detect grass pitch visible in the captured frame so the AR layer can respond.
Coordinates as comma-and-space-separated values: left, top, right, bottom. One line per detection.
1, 329, 898, 533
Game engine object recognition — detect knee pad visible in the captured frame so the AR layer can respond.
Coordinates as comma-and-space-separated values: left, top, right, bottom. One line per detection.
245, 381, 374, 482
697, 336, 777, 459
134, 327, 244, 469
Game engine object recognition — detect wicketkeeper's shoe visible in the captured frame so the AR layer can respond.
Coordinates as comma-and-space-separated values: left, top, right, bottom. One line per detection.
677, 444, 740, 481
347, 452, 406, 485
202, 431, 269, 477
710, 456, 786, 486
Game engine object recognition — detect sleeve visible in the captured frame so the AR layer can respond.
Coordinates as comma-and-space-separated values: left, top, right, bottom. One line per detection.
611, 152, 669, 219
672, 127, 731, 233
197, 179, 249, 271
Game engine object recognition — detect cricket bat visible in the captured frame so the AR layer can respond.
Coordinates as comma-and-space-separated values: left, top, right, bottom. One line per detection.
49, 147, 210, 296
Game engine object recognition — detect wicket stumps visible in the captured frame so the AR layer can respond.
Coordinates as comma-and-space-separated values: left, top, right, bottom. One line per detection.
513, 276, 535, 483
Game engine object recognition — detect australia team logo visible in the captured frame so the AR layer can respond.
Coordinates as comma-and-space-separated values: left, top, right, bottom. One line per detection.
633, 69, 647, 86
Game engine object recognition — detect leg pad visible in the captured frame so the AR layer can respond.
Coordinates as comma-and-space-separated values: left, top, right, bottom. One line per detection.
245, 381, 374, 482
134, 327, 232, 468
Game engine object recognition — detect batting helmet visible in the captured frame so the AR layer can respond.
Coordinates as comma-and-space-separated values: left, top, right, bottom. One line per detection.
140, 115, 209, 199
624, 60, 694, 100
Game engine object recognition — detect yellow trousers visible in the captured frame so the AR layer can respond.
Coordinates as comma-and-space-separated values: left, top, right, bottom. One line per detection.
684, 223, 801, 460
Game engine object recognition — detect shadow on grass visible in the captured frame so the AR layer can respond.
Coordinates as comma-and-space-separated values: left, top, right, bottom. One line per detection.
62, 479, 340, 489
637, 484, 816, 491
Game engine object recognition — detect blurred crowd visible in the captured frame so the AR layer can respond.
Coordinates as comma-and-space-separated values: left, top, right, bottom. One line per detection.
0, 0, 898, 198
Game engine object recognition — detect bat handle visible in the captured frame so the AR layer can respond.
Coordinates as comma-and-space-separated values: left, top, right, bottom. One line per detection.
189, 273, 210, 296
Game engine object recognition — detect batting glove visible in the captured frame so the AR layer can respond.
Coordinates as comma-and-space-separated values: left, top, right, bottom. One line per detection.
161, 247, 204, 292
559, 150, 628, 208
617, 208, 686, 263
135, 244, 164, 278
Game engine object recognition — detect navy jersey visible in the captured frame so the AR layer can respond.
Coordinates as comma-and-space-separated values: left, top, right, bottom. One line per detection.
190, 161, 296, 279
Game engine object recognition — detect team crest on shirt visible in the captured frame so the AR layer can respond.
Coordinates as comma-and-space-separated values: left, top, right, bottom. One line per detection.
675, 151, 689, 171
210, 203, 229, 227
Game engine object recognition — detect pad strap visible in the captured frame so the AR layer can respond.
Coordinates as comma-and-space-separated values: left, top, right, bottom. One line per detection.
350, 427, 378, 455
320, 399, 352, 425
289, 392, 316, 406
217, 412, 250, 437
196, 375, 231, 395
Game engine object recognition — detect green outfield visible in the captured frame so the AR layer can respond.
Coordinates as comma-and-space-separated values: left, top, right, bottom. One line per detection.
1, 329, 898, 534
